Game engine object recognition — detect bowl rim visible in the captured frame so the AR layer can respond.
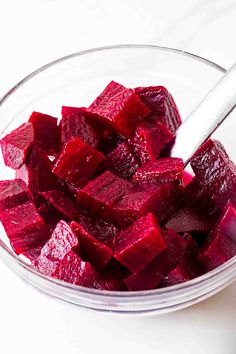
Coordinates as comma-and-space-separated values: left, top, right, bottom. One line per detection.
0, 43, 234, 301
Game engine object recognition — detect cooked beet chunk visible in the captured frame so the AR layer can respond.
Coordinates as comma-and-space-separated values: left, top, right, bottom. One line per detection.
104, 142, 139, 180
0, 200, 50, 257
16, 147, 61, 197
78, 213, 119, 249
0, 179, 32, 211
165, 207, 213, 234
0, 123, 34, 169
60, 106, 99, 148
190, 139, 236, 212
29, 111, 58, 154
93, 270, 126, 291
114, 186, 175, 228
53, 251, 97, 287
128, 121, 174, 165
114, 213, 166, 274
124, 228, 187, 290
77, 171, 132, 221
33, 220, 79, 276
52, 138, 104, 188
133, 157, 184, 186
38, 190, 79, 222
87, 81, 150, 137
199, 201, 236, 271
71, 221, 113, 270
184, 177, 217, 216
160, 234, 203, 286
135, 86, 182, 134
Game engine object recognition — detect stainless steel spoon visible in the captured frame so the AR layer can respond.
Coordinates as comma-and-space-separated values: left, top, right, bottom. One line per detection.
170, 62, 236, 165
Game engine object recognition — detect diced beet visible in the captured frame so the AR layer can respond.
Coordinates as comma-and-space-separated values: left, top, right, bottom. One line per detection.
28, 111, 58, 154
78, 213, 119, 249
165, 207, 213, 234
184, 177, 217, 217
0, 179, 32, 211
0, 123, 34, 169
33, 220, 79, 276
134, 86, 182, 134
183, 170, 193, 187
71, 221, 113, 270
191, 139, 230, 180
133, 157, 184, 186
114, 187, 172, 228
87, 81, 150, 137
114, 213, 166, 274
0, 200, 50, 256
52, 138, 104, 188
199, 201, 236, 271
93, 270, 126, 291
77, 171, 132, 221
60, 106, 99, 148
104, 142, 139, 180
124, 228, 187, 290
160, 234, 203, 287
128, 121, 174, 165
190, 139, 236, 212
38, 190, 79, 222
53, 251, 97, 287
16, 147, 62, 198
141, 183, 182, 223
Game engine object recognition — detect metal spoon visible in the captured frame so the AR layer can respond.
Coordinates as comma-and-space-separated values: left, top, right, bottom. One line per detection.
170, 62, 236, 165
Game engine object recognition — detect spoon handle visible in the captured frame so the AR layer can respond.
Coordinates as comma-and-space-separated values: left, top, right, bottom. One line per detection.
171, 62, 236, 165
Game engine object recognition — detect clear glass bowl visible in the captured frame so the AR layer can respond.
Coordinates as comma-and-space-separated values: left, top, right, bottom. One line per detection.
0, 44, 236, 315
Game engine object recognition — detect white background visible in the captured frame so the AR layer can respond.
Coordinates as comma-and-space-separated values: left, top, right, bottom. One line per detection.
0, 1, 236, 353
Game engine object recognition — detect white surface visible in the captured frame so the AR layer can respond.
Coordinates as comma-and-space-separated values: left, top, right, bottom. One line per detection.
0, 1, 236, 353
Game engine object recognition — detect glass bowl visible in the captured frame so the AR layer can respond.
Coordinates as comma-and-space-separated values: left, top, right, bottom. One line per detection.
0, 44, 236, 316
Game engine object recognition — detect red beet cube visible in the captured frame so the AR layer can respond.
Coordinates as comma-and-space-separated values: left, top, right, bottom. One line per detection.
199, 201, 236, 271
133, 157, 184, 186
160, 234, 203, 287
71, 221, 113, 270
190, 139, 236, 212
38, 190, 79, 222
114, 186, 177, 228
124, 228, 187, 290
114, 213, 166, 274
53, 251, 97, 287
52, 138, 104, 188
0, 123, 34, 169
0, 200, 50, 256
104, 142, 139, 180
16, 147, 62, 198
78, 213, 119, 249
184, 177, 217, 217
60, 106, 99, 148
33, 220, 79, 276
0, 179, 32, 212
29, 111, 58, 154
93, 270, 126, 291
128, 121, 174, 165
87, 81, 150, 137
77, 171, 132, 221
135, 86, 182, 134
165, 207, 213, 234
